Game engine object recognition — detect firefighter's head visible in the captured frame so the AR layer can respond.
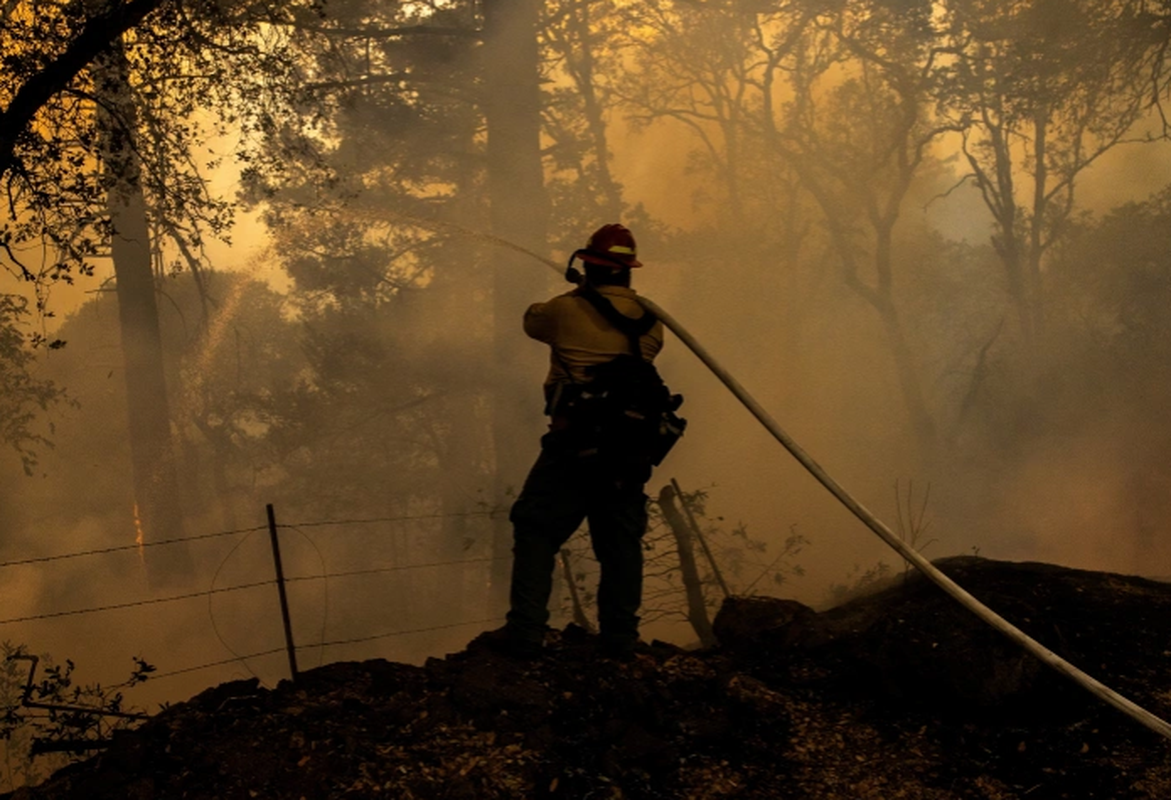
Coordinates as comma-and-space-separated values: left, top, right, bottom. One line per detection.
579, 224, 641, 286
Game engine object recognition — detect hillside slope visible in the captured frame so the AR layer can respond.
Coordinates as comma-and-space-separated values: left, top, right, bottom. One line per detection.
8, 557, 1171, 799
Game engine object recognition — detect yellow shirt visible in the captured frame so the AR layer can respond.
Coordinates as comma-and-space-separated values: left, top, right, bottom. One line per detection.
524, 284, 664, 389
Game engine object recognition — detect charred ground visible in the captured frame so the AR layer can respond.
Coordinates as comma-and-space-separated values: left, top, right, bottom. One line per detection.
6, 557, 1171, 799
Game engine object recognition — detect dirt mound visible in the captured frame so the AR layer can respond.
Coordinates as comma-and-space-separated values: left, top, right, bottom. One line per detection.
8, 558, 1171, 799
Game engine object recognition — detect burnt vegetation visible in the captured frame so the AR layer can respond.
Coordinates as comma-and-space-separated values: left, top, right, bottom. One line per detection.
5, 559, 1171, 799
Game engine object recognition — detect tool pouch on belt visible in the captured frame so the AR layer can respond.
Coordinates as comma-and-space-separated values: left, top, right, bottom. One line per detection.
551, 354, 687, 470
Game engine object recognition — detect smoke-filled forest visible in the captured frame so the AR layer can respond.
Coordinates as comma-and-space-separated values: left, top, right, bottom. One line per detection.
3, 0, 1171, 788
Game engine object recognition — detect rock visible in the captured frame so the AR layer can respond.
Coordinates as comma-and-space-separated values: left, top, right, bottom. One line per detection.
788, 557, 1171, 720
711, 595, 814, 650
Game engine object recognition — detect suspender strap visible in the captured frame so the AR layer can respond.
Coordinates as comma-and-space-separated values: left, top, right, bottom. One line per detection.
545, 283, 658, 415
577, 284, 658, 357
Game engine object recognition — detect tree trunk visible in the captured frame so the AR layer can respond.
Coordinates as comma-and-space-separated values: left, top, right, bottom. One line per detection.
482, 0, 551, 605
97, 40, 192, 586
428, 116, 493, 621
983, 117, 1034, 349
789, 156, 937, 452
873, 223, 936, 446
562, 0, 623, 219
878, 301, 936, 445
1027, 110, 1048, 343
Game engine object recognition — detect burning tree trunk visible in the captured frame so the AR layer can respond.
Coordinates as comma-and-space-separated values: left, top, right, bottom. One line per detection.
96, 39, 191, 586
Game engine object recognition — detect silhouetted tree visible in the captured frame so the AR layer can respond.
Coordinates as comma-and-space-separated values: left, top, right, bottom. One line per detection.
3, 0, 302, 579
95, 38, 191, 583
937, 0, 1161, 350
763, 0, 952, 447
541, 0, 627, 227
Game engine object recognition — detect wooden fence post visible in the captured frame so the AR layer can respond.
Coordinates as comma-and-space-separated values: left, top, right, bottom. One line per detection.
559, 548, 595, 632
671, 478, 731, 599
657, 484, 717, 647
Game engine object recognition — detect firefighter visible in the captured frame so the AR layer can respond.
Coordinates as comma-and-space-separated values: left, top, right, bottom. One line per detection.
484, 223, 668, 661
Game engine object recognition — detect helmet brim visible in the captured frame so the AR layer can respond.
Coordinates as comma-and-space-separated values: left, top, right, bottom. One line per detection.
578, 251, 643, 268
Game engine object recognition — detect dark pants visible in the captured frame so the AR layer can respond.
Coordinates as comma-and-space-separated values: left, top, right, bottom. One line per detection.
506, 431, 650, 646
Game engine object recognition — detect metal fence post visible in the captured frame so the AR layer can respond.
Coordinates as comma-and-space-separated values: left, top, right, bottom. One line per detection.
266, 503, 299, 682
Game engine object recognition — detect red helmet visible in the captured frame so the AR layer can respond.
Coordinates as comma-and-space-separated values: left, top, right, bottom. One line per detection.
579, 223, 642, 268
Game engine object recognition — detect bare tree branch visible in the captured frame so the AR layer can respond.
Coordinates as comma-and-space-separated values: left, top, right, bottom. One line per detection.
284, 23, 480, 40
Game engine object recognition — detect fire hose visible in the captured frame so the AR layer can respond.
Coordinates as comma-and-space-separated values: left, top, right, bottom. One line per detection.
362, 212, 1171, 740
555, 244, 1171, 740
636, 294, 1171, 741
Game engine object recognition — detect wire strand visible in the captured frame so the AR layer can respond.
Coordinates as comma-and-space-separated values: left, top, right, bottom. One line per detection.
282, 555, 504, 584
0, 524, 269, 570
277, 509, 496, 530
147, 618, 502, 681
0, 509, 499, 572
298, 616, 502, 651
0, 580, 274, 625
0, 557, 510, 626
149, 647, 288, 681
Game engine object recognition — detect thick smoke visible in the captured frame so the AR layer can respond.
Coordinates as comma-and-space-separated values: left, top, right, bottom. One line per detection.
3, 6, 1171, 775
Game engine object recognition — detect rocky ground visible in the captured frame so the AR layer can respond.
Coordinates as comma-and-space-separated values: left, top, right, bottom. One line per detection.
5, 557, 1171, 799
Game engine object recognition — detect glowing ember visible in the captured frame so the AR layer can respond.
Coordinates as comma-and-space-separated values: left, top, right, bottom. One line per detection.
133, 502, 145, 564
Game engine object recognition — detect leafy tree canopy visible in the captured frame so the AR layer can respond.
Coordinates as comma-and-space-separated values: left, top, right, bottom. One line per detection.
0, 294, 64, 473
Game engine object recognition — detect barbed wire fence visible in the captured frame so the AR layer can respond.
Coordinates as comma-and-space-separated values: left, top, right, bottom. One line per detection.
0, 505, 512, 705
0, 483, 778, 730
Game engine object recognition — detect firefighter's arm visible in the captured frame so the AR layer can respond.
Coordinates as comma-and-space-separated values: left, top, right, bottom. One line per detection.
523, 301, 557, 344
523, 293, 574, 344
